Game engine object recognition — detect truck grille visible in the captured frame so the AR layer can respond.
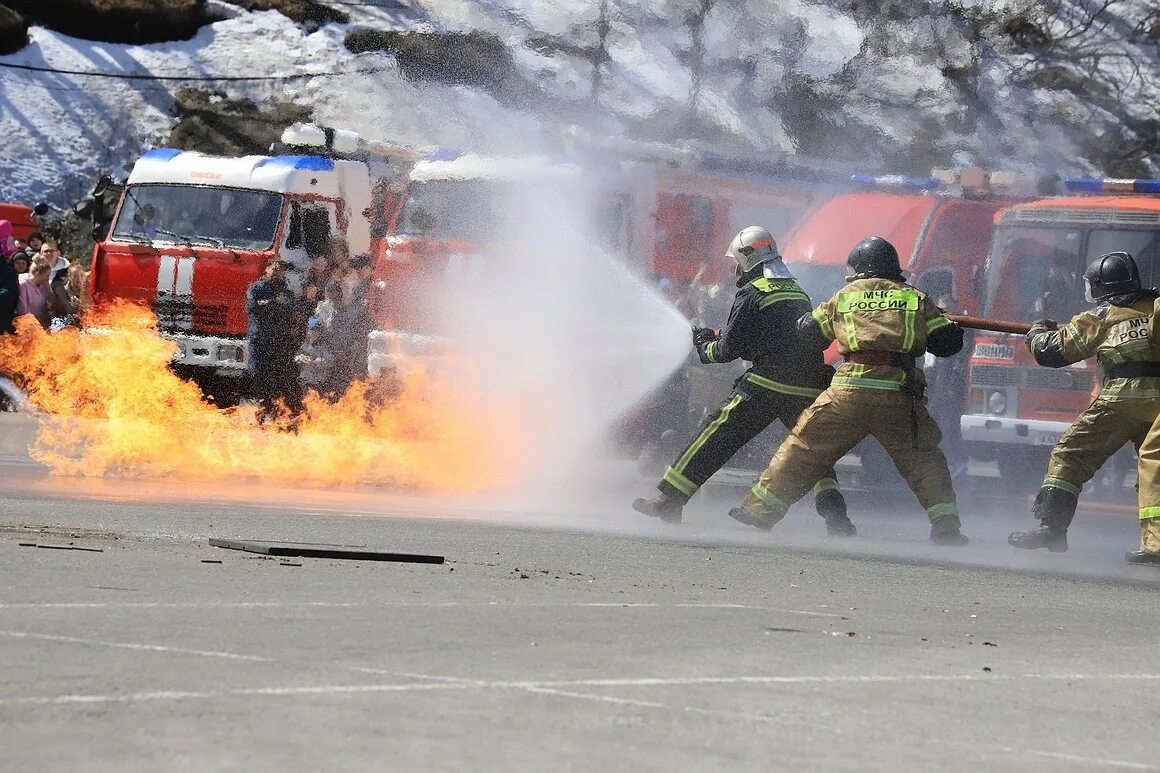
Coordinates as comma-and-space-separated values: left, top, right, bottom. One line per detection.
1024, 369, 1092, 391
969, 365, 1018, 387
971, 365, 1094, 392
193, 305, 228, 328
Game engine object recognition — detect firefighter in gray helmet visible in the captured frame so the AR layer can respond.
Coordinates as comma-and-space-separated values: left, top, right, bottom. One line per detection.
730, 236, 969, 545
633, 226, 853, 535
1010, 251, 1160, 561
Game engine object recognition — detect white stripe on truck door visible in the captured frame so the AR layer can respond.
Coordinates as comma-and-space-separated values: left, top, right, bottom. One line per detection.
156, 255, 194, 331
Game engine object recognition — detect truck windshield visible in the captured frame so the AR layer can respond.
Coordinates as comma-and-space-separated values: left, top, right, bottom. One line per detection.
112, 184, 283, 251
396, 180, 503, 243
398, 179, 619, 249
983, 226, 1083, 322
984, 225, 1160, 322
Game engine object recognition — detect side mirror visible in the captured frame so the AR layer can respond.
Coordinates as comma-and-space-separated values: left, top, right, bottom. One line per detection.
33, 202, 49, 216
91, 175, 114, 199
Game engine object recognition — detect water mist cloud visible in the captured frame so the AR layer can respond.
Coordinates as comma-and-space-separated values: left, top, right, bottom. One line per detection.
431, 172, 691, 488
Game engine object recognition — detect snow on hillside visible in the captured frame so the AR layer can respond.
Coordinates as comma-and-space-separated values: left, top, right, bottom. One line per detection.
0, 0, 1156, 208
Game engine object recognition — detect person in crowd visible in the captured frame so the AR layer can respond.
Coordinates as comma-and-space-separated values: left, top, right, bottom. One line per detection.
246, 258, 308, 423
9, 250, 30, 276
64, 263, 91, 317
16, 257, 58, 329
48, 263, 91, 331
295, 317, 334, 395
0, 221, 16, 259
309, 277, 363, 399
312, 277, 345, 329
0, 251, 18, 334
343, 254, 375, 384
39, 240, 70, 283
304, 237, 350, 308
24, 232, 44, 255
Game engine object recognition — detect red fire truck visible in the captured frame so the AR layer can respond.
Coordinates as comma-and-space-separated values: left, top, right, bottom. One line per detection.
88, 124, 413, 398
961, 178, 1160, 491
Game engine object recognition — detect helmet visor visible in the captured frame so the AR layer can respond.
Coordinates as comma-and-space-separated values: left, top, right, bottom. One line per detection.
736, 236, 776, 258
1085, 279, 1096, 304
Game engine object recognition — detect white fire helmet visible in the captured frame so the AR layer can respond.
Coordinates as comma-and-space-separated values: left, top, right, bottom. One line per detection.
726, 226, 793, 278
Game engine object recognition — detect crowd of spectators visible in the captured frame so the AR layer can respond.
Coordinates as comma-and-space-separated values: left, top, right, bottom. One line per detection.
0, 222, 92, 412
0, 224, 90, 337
246, 237, 376, 422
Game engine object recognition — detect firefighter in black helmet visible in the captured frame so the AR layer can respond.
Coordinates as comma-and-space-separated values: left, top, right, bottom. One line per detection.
632, 226, 853, 536
729, 236, 969, 545
1010, 251, 1160, 562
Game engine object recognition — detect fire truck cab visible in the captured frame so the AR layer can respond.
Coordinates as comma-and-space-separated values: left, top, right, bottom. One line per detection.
961, 178, 1160, 490
780, 171, 1032, 311
90, 124, 406, 395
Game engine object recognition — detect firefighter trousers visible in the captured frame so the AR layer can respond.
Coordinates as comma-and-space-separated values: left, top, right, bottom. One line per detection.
1042, 396, 1155, 497
746, 385, 958, 523
1133, 407, 1160, 554
658, 374, 840, 502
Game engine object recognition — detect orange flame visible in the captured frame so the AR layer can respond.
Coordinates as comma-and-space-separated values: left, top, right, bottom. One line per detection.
0, 301, 523, 491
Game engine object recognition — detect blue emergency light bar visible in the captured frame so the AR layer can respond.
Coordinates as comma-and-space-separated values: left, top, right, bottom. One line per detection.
1064, 178, 1160, 195
850, 173, 943, 191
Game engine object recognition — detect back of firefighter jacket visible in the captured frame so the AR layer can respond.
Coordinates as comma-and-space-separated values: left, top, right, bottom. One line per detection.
698, 272, 831, 397
1028, 292, 1160, 401
810, 277, 957, 391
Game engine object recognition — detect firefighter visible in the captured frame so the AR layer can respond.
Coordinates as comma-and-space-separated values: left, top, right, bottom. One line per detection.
1009, 252, 1160, 558
729, 236, 969, 545
632, 226, 853, 536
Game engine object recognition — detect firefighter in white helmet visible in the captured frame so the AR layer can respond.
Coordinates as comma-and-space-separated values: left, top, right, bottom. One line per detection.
633, 226, 853, 535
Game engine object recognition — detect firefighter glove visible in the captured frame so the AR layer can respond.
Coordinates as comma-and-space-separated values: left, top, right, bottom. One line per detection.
692, 327, 719, 347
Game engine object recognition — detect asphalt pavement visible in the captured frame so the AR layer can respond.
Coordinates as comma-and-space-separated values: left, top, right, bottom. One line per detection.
2, 413, 1159, 772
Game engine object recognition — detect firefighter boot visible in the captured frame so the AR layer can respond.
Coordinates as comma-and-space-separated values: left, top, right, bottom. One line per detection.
930, 515, 969, 546
1125, 519, 1160, 565
728, 488, 787, 532
1008, 487, 1077, 553
633, 489, 686, 524
814, 488, 856, 537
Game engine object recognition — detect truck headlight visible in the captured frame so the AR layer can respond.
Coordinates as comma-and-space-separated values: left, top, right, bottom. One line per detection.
986, 390, 1007, 415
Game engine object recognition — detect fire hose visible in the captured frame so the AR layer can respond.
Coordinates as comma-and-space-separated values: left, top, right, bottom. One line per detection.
947, 314, 1032, 335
